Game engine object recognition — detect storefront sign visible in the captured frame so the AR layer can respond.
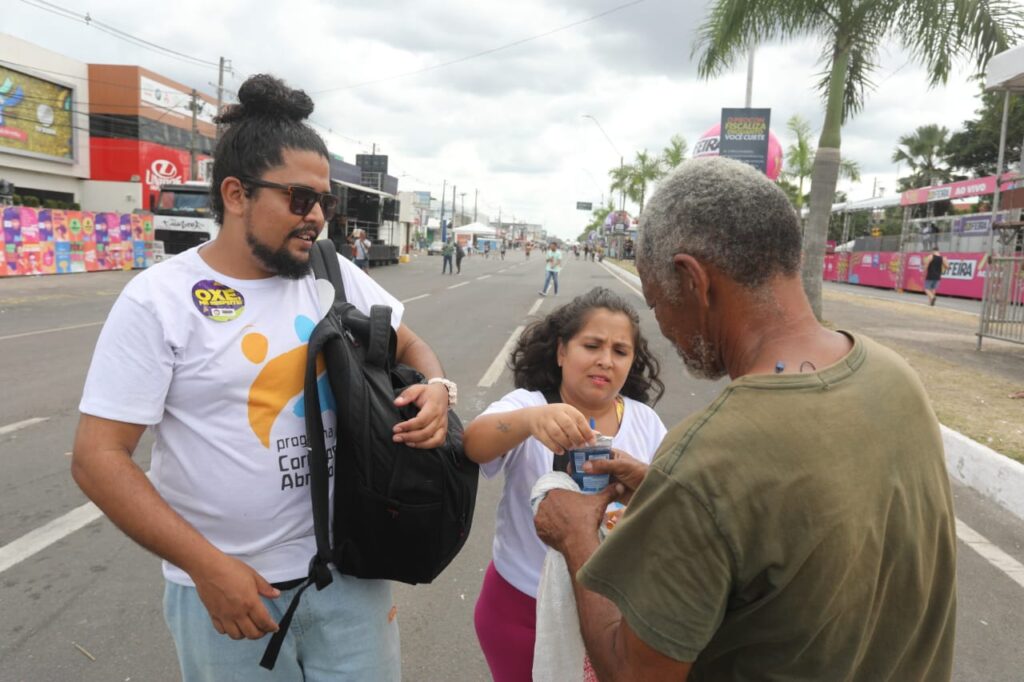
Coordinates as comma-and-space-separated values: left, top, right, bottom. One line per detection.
0, 65, 74, 161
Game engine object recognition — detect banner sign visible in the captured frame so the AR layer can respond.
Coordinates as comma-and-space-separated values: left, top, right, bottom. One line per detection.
718, 108, 771, 174
900, 174, 1022, 206
140, 75, 215, 125
1, 206, 154, 277
0, 65, 74, 161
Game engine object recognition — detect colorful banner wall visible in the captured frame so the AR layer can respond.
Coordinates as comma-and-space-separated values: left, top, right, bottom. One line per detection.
1, 206, 153, 277
826, 251, 991, 300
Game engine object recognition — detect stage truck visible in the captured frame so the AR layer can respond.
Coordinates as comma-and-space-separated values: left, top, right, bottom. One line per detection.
152, 182, 218, 255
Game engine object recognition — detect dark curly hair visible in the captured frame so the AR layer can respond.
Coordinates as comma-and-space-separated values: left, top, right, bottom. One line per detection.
510, 287, 664, 405
209, 74, 328, 224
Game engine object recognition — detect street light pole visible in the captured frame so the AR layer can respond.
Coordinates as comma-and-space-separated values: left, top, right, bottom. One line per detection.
582, 114, 625, 212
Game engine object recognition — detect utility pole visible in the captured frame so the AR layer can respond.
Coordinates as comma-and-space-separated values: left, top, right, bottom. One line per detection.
473, 189, 478, 223
189, 90, 201, 180
745, 48, 755, 107
460, 192, 467, 223
439, 179, 447, 242
215, 57, 231, 117
452, 184, 457, 228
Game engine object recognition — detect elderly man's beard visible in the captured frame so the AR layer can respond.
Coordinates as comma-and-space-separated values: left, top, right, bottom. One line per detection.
675, 333, 727, 381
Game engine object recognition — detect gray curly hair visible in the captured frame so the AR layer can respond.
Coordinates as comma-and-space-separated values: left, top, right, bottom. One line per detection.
637, 156, 801, 294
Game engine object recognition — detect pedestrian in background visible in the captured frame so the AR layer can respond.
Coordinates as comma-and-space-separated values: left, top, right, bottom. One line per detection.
923, 247, 945, 306
352, 228, 371, 272
539, 242, 562, 297
464, 287, 665, 682
442, 239, 455, 275
456, 241, 465, 274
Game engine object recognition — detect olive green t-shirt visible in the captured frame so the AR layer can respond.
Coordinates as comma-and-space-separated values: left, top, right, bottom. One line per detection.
578, 333, 956, 681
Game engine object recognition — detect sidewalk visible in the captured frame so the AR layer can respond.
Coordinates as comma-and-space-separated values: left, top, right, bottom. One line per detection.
604, 259, 1024, 521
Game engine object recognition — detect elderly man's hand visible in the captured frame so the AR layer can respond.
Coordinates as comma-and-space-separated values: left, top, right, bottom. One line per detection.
584, 448, 650, 504
535, 484, 622, 556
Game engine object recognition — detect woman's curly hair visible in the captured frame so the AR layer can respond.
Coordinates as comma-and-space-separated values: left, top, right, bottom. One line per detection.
510, 287, 664, 405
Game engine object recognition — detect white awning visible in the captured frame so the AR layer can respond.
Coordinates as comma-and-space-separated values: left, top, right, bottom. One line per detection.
330, 178, 396, 199
986, 44, 1024, 92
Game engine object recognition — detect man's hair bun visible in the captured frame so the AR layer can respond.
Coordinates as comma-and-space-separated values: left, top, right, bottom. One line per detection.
215, 74, 315, 124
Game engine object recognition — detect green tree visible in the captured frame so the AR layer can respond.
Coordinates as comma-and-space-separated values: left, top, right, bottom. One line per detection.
578, 198, 617, 241
695, 0, 1021, 319
946, 83, 1024, 177
661, 134, 689, 171
783, 115, 860, 214
628, 149, 665, 215
608, 164, 633, 212
892, 124, 953, 190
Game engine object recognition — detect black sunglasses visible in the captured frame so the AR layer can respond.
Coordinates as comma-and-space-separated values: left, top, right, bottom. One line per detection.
240, 177, 339, 220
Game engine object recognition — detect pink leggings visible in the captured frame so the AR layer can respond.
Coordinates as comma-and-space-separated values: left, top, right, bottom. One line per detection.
474, 562, 537, 682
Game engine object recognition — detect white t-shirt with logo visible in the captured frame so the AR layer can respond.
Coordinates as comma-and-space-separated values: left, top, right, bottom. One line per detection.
79, 245, 404, 586
479, 389, 667, 598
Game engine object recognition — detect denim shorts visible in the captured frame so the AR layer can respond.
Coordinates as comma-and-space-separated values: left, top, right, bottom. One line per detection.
163, 566, 400, 681
925, 278, 940, 290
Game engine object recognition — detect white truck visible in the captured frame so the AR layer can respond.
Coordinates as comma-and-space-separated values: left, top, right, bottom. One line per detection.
152, 182, 219, 255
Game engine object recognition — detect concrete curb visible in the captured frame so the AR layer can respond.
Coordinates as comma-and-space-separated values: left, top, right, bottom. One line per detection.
602, 260, 1024, 523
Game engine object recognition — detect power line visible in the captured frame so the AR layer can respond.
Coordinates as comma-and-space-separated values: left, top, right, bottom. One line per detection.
311, 0, 647, 94
17, 0, 220, 69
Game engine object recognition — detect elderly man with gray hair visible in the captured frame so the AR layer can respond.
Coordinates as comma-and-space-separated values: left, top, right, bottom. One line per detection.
535, 156, 956, 681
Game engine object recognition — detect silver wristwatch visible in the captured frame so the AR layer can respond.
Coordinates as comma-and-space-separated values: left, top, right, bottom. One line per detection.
427, 377, 458, 406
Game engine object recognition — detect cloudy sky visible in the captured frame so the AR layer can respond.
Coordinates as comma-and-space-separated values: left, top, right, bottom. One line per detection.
6, 0, 1020, 238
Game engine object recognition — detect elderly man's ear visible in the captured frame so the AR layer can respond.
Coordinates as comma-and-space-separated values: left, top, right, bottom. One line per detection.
672, 253, 711, 305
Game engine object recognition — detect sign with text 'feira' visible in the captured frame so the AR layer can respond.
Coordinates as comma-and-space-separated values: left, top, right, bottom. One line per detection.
719, 108, 771, 175
0, 66, 74, 162
576, 201, 593, 211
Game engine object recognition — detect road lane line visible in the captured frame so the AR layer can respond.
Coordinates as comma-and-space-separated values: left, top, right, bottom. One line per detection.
448, 282, 469, 290
0, 417, 48, 436
401, 294, 431, 303
476, 275, 492, 281
0, 321, 104, 342
478, 325, 525, 388
956, 518, 1024, 590
0, 501, 102, 575
598, 262, 644, 299
528, 299, 544, 316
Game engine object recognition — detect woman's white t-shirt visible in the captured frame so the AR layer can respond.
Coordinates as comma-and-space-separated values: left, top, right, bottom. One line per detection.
479, 389, 667, 598
79, 245, 403, 586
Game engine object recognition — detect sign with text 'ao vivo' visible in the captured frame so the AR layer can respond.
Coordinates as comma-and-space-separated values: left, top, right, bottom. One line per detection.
900, 174, 1022, 206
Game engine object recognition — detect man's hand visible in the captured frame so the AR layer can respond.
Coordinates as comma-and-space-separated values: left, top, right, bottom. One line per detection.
535, 485, 622, 556
393, 382, 449, 448
192, 555, 280, 640
585, 449, 650, 504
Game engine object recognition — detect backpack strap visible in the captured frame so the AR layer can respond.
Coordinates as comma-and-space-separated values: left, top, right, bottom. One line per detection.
542, 387, 571, 474
261, 251, 343, 670
312, 240, 349, 304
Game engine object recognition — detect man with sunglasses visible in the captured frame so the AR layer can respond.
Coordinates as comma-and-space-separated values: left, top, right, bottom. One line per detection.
71, 74, 454, 681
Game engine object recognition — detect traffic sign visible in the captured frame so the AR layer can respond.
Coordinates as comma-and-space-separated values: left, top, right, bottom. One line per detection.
576, 201, 593, 211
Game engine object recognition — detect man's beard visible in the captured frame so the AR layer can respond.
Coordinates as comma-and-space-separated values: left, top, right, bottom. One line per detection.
675, 333, 727, 381
244, 220, 314, 280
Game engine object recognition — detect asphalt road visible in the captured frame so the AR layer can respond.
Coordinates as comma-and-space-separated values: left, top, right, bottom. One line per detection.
1, 250, 1022, 681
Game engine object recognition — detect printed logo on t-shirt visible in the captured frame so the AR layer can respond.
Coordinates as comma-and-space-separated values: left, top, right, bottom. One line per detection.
240, 315, 337, 490
192, 280, 245, 322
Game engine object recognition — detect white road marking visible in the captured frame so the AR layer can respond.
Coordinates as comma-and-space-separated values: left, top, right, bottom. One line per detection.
401, 294, 431, 303
448, 282, 469, 290
0, 501, 102, 575
528, 299, 544, 316
0, 417, 48, 436
0, 321, 104, 342
956, 518, 1024, 590
478, 325, 525, 388
598, 262, 644, 299
476, 275, 492, 281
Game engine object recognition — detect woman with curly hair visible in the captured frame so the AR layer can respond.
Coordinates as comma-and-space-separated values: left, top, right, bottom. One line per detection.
464, 287, 667, 682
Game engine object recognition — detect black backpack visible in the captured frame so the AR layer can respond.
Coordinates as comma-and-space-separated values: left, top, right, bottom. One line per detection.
261, 240, 479, 669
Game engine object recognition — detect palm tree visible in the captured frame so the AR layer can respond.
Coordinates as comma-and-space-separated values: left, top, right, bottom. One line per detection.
892, 124, 953, 190
608, 164, 633, 212
661, 134, 689, 171
695, 0, 1021, 319
629, 149, 665, 215
784, 115, 861, 214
